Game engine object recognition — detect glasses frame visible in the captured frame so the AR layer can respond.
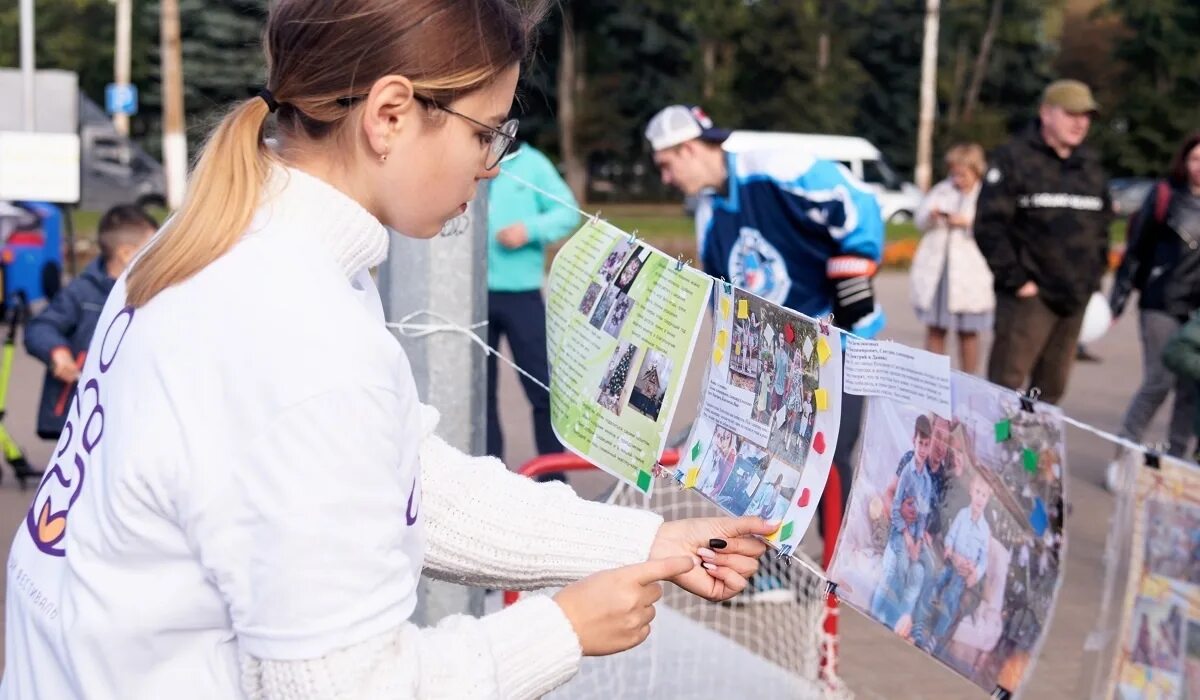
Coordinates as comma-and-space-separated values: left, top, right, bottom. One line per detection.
417, 97, 518, 169
335, 94, 518, 169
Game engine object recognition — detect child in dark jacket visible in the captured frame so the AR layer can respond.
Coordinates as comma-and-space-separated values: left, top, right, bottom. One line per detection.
1162, 311, 1200, 463
25, 205, 156, 440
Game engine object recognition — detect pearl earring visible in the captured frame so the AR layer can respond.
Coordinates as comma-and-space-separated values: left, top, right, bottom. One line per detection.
379, 152, 388, 163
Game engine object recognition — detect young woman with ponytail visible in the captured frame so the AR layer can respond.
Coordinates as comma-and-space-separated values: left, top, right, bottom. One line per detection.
1, 2, 775, 698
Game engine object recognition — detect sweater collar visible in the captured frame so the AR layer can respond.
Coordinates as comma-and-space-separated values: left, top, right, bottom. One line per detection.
259, 165, 390, 279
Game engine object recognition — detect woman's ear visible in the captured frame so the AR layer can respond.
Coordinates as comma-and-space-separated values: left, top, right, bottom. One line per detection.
360, 75, 420, 159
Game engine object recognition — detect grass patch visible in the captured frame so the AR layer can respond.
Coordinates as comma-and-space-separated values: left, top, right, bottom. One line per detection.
599, 202, 1130, 245
601, 203, 928, 243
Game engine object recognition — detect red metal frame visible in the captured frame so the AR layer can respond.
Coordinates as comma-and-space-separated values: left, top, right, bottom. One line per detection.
505, 452, 845, 682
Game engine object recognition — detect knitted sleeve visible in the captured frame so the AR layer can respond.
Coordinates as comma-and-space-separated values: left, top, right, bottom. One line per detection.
414, 405, 664, 590
244, 594, 581, 699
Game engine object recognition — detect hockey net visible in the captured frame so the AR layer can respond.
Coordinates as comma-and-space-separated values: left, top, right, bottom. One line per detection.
509, 453, 850, 700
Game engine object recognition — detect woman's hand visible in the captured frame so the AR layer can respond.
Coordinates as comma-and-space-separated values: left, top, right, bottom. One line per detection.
647, 516, 776, 602
554, 556, 697, 656
947, 213, 973, 228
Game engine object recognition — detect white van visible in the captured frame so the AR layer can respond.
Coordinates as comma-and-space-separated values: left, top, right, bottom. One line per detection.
721, 131, 923, 224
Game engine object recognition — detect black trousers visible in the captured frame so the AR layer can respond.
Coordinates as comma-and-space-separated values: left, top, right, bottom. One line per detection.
816, 389, 863, 543
486, 290, 562, 461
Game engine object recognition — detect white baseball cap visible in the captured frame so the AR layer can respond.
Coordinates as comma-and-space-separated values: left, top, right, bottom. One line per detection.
644, 105, 731, 152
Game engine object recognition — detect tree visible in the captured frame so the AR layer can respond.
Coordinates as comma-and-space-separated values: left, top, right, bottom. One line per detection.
1100, 0, 1200, 176
141, 0, 267, 157
849, 0, 925, 175
733, 0, 865, 134
0, 0, 156, 134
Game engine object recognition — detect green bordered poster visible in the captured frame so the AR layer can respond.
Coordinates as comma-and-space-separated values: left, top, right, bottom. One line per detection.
545, 220, 710, 494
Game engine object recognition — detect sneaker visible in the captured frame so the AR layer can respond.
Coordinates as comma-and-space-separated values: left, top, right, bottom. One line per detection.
1105, 459, 1123, 493
747, 574, 792, 603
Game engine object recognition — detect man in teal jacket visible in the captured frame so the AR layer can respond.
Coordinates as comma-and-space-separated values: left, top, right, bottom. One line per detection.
487, 143, 580, 471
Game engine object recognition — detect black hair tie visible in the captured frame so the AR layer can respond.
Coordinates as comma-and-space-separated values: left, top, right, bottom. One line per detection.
258, 88, 279, 114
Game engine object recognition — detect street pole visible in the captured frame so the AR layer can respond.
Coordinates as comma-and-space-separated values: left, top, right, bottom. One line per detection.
160, 0, 187, 208
113, 0, 132, 137
915, 0, 940, 192
378, 186, 489, 625
19, 0, 35, 130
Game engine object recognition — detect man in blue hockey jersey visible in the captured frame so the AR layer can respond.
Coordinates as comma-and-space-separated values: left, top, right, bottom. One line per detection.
645, 105, 885, 330
646, 105, 886, 596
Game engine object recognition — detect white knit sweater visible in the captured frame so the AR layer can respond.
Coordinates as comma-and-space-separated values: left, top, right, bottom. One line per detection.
238, 168, 665, 699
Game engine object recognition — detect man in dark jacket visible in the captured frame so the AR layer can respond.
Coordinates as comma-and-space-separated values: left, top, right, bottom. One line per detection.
25, 205, 156, 439
975, 79, 1112, 404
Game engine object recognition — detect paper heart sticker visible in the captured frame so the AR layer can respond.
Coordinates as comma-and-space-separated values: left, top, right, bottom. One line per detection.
797, 488, 812, 508
784, 323, 795, 344
812, 432, 826, 455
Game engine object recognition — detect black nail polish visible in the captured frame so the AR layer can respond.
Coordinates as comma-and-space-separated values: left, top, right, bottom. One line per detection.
709, 538, 727, 549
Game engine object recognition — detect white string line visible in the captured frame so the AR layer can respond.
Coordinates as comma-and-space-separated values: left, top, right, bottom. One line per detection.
497, 169, 1173, 461
386, 310, 549, 392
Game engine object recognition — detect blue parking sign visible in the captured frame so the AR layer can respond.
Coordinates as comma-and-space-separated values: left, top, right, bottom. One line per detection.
105, 83, 139, 116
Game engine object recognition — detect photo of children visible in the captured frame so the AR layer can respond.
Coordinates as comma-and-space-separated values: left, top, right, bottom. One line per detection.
697, 426, 740, 500
598, 239, 635, 282
1144, 498, 1200, 585
1129, 597, 1185, 675
601, 293, 635, 338
1105, 457, 1200, 700
627, 349, 673, 422
675, 284, 843, 555
579, 281, 604, 316
745, 458, 803, 523
596, 341, 639, 416
728, 290, 822, 467
713, 439, 771, 516
614, 246, 648, 294
830, 373, 1066, 695
589, 286, 619, 329
869, 414, 936, 633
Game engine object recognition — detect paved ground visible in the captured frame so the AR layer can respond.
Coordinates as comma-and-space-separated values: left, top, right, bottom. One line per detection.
0, 270, 1164, 698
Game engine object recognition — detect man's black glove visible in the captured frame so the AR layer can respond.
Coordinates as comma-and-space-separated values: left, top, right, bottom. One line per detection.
832, 275, 875, 329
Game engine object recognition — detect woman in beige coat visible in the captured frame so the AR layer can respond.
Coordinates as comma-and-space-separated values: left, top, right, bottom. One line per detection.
910, 144, 995, 372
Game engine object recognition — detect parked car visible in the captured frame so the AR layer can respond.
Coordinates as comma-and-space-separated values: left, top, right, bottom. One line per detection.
720, 131, 924, 224
0, 201, 64, 307
78, 96, 167, 212
1108, 177, 1155, 218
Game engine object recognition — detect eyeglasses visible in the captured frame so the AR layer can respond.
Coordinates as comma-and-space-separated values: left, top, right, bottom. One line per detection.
336, 94, 518, 169
418, 98, 518, 169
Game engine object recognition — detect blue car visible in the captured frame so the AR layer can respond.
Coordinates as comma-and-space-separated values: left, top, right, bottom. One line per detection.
1, 201, 64, 310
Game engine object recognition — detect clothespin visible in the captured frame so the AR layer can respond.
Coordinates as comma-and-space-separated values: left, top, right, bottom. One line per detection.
651, 462, 671, 479
674, 254, 689, 272
991, 686, 1013, 700
824, 580, 839, 599
818, 313, 833, 336
777, 544, 794, 561
1144, 449, 1161, 470
719, 276, 733, 295
587, 210, 601, 228
627, 229, 638, 244
1020, 387, 1041, 413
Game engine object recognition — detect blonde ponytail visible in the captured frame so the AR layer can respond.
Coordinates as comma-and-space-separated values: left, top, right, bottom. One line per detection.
126, 97, 275, 308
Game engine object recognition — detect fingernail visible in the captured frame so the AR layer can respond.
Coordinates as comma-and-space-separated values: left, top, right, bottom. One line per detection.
709, 538, 727, 549
698, 547, 716, 559
702, 562, 717, 571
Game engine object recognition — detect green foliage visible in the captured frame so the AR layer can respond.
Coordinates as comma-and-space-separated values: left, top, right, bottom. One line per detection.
1098, 0, 1200, 176
3, 0, 1196, 189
